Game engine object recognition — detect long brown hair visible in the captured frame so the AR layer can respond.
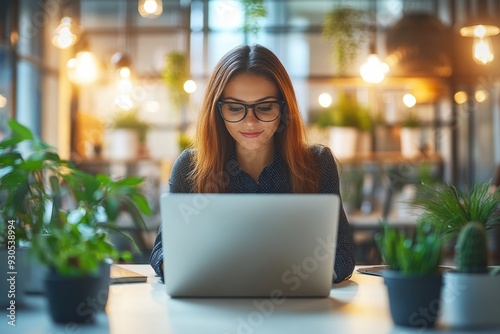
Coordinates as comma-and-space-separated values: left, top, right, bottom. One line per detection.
192, 44, 320, 193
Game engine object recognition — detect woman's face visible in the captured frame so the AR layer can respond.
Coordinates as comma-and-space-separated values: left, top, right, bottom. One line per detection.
220, 72, 281, 153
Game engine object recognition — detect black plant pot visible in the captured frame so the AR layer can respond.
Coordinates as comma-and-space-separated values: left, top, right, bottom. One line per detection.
383, 270, 442, 329
96, 258, 112, 311
44, 270, 102, 324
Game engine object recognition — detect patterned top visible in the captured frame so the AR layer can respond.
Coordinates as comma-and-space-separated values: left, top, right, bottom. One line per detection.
149, 144, 355, 283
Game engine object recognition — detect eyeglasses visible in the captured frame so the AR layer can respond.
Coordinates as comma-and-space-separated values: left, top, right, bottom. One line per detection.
217, 100, 284, 123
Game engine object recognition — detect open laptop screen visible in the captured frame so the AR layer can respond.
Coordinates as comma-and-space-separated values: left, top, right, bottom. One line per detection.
161, 193, 340, 298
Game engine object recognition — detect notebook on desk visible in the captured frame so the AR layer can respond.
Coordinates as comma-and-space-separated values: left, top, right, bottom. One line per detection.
110, 265, 148, 284
160, 193, 340, 298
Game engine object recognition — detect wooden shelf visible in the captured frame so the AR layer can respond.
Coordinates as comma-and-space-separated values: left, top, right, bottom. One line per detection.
337, 151, 443, 164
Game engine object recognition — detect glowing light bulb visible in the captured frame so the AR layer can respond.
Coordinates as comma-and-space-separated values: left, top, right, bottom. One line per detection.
52, 17, 78, 49
403, 94, 416, 108
318, 93, 332, 108
360, 54, 390, 84
454, 91, 468, 104
473, 37, 494, 65
138, 0, 163, 18
67, 51, 99, 85
144, 0, 158, 13
475, 90, 488, 103
119, 67, 131, 79
183, 80, 197, 94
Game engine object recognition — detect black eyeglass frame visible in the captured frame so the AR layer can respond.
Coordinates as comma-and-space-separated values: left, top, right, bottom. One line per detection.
217, 100, 285, 123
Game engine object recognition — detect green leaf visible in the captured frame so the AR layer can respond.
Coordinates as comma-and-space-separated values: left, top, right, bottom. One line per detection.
0, 152, 23, 167
19, 160, 44, 171
8, 119, 34, 140
114, 176, 144, 187
0, 136, 24, 150
28, 150, 61, 163
104, 197, 120, 222
131, 193, 152, 215
121, 197, 148, 230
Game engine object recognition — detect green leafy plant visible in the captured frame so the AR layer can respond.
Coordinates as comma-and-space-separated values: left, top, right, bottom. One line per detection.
402, 111, 421, 128
110, 109, 151, 144
322, 7, 367, 74
375, 220, 442, 276
178, 132, 193, 151
0, 119, 152, 276
161, 51, 189, 109
315, 93, 372, 131
410, 181, 500, 241
241, 0, 267, 35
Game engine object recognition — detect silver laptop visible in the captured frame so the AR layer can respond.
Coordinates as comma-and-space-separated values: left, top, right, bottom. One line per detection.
160, 193, 340, 298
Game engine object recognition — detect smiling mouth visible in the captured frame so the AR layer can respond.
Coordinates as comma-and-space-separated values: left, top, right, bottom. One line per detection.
240, 131, 263, 138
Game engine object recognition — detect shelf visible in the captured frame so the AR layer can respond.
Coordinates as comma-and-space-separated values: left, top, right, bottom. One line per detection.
337, 151, 443, 164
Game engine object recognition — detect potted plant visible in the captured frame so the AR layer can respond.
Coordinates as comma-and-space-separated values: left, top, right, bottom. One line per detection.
400, 111, 422, 158
410, 181, 500, 241
315, 92, 372, 159
375, 220, 443, 329
0, 119, 151, 323
107, 109, 151, 159
0, 119, 58, 306
441, 221, 500, 328
161, 51, 189, 110
241, 0, 267, 36
322, 7, 367, 74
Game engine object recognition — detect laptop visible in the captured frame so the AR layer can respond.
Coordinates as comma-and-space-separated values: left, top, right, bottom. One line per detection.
160, 193, 340, 298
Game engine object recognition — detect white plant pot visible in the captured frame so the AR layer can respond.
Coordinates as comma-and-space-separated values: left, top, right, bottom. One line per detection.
400, 127, 421, 158
328, 126, 358, 159
440, 271, 500, 329
104, 129, 139, 160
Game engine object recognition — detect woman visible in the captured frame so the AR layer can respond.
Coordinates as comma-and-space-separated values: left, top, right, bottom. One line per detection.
150, 44, 355, 283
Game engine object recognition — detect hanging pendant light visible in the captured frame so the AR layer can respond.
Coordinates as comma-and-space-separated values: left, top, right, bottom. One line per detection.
67, 50, 99, 85
459, 0, 499, 65
472, 36, 495, 64
138, 0, 163, 18
360, 53, 390, 84
52, 16, 80, 49
111, 52, 135, 110
360, 1, 389, 84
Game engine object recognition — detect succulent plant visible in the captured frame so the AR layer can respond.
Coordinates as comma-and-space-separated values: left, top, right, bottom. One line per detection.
375, 220, 442, 276
454, 221, 488, 274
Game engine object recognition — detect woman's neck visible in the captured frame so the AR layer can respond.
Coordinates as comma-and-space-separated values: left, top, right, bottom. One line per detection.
236, 144, 275, 182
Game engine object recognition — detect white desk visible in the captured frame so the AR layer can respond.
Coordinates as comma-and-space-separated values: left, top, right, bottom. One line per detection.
3, 265, 498, 334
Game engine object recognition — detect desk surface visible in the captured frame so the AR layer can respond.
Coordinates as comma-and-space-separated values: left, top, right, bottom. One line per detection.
3, 265, 498, 334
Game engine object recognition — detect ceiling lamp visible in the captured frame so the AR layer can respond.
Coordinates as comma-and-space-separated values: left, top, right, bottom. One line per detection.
459, 0, 499, 65
460, 23, 498, 65
459, 22, 499, 38
111, 52, 135, 110
386, 13, 451, 77
67, 51, 99, 85
471, 36, 495, 64
360, 53, 389, 84
138, 0, 163, 18
52, 17, 80, 49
